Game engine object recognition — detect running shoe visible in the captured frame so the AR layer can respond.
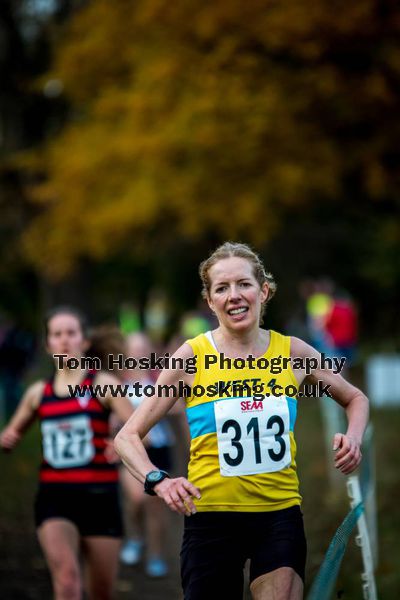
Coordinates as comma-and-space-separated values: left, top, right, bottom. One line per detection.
120, 540, 143, 565
145, 556, 168, 578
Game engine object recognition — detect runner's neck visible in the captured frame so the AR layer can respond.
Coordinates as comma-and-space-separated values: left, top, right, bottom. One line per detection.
210, 328, 271, 359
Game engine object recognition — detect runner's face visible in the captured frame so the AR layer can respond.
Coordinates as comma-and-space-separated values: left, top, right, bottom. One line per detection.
207, 257, 269, 331
126, 337, 151, 360
46, 314, 89, 364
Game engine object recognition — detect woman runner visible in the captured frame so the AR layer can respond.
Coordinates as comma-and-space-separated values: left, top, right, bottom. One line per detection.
115, 242, 369, 600
0, 307, 133, 600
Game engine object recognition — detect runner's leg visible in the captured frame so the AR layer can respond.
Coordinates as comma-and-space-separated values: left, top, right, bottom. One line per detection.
37, 519, 81, 600
250, 567, 303, 600
83, 536, 121, 600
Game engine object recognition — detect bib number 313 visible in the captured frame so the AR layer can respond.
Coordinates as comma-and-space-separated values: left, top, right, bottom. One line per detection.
214, 396, 291, 476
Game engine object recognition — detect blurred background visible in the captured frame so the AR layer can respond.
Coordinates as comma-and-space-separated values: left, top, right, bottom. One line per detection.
0, 1, 399, 598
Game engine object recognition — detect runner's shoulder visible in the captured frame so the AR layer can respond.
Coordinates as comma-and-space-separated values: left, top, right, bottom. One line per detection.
24, 380, 46, 410
174, 341, 195, 360
290, 336, 318, 359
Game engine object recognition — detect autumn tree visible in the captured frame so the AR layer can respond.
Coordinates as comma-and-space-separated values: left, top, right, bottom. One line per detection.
17, 0, 400, 336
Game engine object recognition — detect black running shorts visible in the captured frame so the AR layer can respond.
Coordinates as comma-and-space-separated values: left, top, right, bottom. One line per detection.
34, 484, 123, 537
180, 506, 307, 600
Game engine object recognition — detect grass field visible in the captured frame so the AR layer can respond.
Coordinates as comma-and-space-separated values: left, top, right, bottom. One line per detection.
1, 400, 399, 599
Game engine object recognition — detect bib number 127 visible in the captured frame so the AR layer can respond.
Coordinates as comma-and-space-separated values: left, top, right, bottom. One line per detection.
42, 415, 95, 468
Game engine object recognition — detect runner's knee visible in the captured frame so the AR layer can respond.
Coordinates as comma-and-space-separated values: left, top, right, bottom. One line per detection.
53, 565, 81, 600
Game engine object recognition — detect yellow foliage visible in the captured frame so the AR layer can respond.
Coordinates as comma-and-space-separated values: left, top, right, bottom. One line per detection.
22, 0, 399, 278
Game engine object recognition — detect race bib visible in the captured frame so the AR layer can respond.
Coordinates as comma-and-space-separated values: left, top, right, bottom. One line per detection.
214, 396, 291, 477
41, 415, 95, 468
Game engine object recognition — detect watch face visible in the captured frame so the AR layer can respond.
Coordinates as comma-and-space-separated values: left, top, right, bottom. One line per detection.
147, 471, 163, 483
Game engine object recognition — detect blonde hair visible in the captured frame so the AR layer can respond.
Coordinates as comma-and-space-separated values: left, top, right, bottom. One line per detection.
199, 242, 277, 319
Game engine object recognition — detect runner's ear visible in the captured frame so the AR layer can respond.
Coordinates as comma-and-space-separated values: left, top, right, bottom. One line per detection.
261, 282, 269, 303
206, 295, 215, 313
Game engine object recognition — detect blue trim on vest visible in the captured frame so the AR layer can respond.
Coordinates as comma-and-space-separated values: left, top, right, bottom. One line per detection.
187, 396, 297, 440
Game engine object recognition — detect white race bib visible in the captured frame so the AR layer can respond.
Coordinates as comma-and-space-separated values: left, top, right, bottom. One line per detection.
41, 415, 95, 468
214, 396, 291, 477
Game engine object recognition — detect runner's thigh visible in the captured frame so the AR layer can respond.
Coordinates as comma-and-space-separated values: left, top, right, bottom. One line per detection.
181, 513, 246, 600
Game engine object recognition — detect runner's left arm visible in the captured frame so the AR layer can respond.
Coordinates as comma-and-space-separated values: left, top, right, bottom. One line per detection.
93, 372, 134, 463
94, 371, 134, 422
291, 337, 369, 475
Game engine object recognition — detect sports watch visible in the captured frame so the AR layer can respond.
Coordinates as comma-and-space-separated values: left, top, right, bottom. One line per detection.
144, 470, 170, 496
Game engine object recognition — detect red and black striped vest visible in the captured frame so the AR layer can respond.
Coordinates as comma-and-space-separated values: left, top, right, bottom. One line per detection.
37, 370, 118, 485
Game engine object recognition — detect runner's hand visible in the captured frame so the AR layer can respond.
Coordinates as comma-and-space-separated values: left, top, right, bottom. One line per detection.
154, 476, 201, 516
333, 433, 362, 475
104, 438, 121, 463
0, 426, 21, 451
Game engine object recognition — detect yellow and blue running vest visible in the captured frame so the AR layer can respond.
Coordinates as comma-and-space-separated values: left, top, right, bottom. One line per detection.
185, 330, 301, 512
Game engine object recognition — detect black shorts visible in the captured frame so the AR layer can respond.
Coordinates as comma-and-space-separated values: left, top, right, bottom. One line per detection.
34, 484, 123, 538
180, 506, 307, 600
147, 445, 172, 473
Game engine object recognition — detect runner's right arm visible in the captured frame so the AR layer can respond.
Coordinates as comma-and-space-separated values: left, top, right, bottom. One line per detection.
115, 343, 200, 515
0, 381, 44, 451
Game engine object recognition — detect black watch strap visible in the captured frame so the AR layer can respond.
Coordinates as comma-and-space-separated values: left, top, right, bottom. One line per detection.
144, 470, 170, 496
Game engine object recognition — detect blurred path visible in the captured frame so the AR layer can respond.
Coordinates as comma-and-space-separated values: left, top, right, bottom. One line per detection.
0, 508, 183, 600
